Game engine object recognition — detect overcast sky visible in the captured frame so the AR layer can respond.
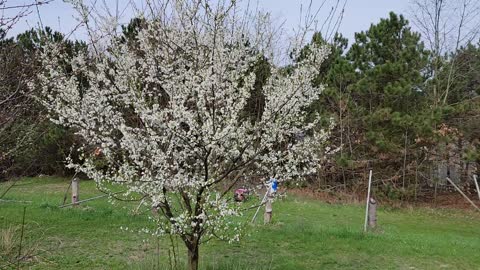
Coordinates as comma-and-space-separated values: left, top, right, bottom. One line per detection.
5, 0, 411, 44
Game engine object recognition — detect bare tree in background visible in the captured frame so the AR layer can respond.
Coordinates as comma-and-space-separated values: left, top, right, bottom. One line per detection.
410, 0, 480, 105
410, 0, 480, 189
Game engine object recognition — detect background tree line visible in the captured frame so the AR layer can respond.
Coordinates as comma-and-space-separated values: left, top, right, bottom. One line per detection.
303, 12, 480, 200
0, 27, 85, 178
1, 9, 479, 201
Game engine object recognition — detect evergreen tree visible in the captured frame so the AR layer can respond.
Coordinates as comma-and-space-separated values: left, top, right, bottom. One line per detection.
347, 12, 429, 156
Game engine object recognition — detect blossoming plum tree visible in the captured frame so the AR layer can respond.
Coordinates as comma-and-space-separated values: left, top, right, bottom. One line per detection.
37, 1, 332, 269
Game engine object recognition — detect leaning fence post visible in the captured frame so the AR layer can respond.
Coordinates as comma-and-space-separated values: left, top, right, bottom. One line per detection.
71, 178, 79, 206
446, 177, 479, 211
473, 175, 480, 202
251, 190, 268, 223
364, 170, 373, 232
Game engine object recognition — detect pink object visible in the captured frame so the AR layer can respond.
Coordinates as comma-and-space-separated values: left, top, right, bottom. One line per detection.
234, 188, 249, 202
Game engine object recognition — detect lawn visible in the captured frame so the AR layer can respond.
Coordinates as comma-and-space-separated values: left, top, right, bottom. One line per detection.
1, 177, 479, 269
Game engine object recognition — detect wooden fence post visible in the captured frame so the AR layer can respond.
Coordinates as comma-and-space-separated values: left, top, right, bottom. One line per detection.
71, 178, 79, 206
264, 193, 273, 224
368, 198, 377, 229
364, 170, 373, 232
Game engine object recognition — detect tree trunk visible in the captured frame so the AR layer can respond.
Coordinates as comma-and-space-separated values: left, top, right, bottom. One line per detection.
187, 242, 199, 270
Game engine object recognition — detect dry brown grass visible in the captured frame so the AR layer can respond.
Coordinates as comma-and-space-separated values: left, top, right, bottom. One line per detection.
0, 226, 19, 257
0, 224, 41, 269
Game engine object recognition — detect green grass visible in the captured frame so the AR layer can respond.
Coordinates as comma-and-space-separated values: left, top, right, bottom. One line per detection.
1, 177, 480, 269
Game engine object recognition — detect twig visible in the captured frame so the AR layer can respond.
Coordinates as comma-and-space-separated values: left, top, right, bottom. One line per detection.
0, 178, 19, 199
17, 206, 27, 269
0, 1, 52, 10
